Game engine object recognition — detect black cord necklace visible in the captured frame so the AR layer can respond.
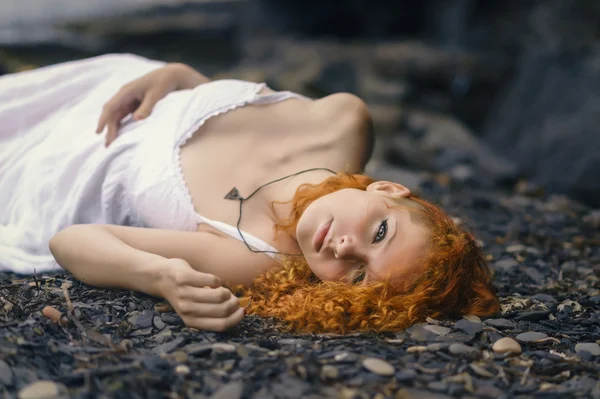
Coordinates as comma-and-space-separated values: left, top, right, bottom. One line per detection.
223, 167, 337, 257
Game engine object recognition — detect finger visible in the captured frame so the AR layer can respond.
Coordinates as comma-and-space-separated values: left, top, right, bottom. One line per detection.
181, 295, 240, 318
134, 88, 163, 120
187, 307, 245, 332
105, 120, 120, 147
180, 286, 232, 303
185, 271, 222, 289
96, 112, 107, 134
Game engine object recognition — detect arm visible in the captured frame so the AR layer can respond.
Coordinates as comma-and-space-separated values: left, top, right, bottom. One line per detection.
50, 224, 272, 331
96, 63, 211, 146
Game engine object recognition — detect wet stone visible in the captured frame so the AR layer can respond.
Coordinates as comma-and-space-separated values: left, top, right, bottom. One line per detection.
492, 337, 522, 355
575, 343, 600, 356
18, 380, 67, 399
361, 357, 395, 376
516, 331, 548, 342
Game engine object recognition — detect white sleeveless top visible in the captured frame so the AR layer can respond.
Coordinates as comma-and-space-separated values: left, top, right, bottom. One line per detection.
0, 54, 308, 273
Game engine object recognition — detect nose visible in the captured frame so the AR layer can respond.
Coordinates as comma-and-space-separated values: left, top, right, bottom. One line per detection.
334, 235, 364, 262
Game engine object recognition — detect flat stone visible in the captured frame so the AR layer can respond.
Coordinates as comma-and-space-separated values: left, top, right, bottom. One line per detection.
516, 332, 548, 342
484, 318, 515, 329
320, 365, 339, 380
448, 343, 480, 359
513, 310, 550, 322
175, 365, 190, 375
278, 338, 311, 346
575, 343, 600, 356
209, 380, 243, 399
474, 385, 505, 398
153, 337, 185, 355
136, 309, 154, 329
463, 315, 482, 323
424, 325, 451, 336
18, 380, 66, 399
469, 363, 495, 378
454, 319, 483, 335
212, 343, 236, 353
361, 357, 395, 376
492, 337, 522, 355
126, 311, 140, 326
160, 313, 184, 326
494, 258, 519, 271
153, 316, 166, 330
506, 244, 526, 253
395, 388, 453, 399
0, 359, 13, 386
427, 343, 447, 352
334, 352, 358, 362
407, 345, 429, 353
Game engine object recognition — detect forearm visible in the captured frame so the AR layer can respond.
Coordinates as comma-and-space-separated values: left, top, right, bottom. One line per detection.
167, 63, 211, 90
49, 225, 166, 298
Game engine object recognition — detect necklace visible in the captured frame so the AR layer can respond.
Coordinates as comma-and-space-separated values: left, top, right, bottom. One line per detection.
223, 167, 337, 257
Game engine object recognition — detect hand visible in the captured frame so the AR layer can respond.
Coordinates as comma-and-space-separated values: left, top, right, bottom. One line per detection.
96, 63, 210, 147
157, 258, 245, 332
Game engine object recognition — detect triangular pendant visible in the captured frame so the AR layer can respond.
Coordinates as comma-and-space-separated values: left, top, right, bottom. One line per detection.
224, 187, 243, 200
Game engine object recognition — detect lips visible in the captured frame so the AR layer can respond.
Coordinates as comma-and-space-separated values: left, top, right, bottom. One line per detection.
313, 218, 333, 252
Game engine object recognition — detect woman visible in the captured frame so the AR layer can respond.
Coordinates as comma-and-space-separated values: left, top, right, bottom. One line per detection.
0, 54, 500, 333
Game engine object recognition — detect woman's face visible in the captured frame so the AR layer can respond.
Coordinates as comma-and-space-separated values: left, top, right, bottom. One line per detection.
296, 182, 430, 287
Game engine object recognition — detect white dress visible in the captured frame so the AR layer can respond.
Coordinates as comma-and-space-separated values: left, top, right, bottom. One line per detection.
0, 54, 307, 274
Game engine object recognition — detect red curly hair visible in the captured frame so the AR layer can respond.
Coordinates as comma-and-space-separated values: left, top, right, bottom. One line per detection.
232, 173, 501, 334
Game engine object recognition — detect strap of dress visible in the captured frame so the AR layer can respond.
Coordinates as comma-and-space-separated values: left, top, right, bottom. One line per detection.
252, 88, 311, 105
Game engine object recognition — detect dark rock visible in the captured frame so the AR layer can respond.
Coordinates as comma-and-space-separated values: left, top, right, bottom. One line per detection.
454, 319, 482, 335
0, 359, 13, 386
483, 41, 600, 207
160, 313, 184, 326
484, 318, 515, 330
513, 311, 550, 322
386, 110, 518, 186
209, 380, 243, 399
136, 309, 154, 329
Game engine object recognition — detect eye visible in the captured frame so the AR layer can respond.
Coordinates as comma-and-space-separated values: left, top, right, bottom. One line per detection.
352, 264, 367, 284
372, 219, 388, 243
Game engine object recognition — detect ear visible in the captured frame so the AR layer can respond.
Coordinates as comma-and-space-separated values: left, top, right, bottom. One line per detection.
366, 181, 411, 198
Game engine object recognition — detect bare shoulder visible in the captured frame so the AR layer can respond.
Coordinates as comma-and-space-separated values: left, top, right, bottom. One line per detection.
316, 93, 374, 166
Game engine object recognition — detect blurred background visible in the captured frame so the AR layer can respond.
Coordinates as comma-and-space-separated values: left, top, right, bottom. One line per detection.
1, 0, 599, 206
